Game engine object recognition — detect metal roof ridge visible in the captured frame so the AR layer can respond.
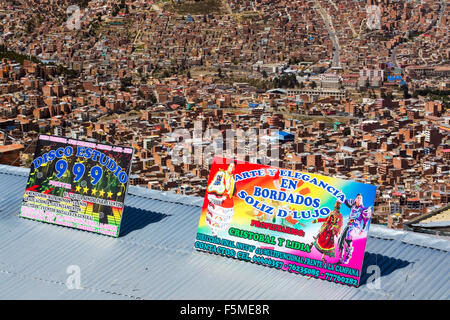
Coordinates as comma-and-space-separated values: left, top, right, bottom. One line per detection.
128, 185, 204, 207
369, 224, 450, 252
0, 164, 30, 177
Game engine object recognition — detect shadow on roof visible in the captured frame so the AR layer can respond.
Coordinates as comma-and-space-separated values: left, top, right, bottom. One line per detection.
119, 206, 170, 236
359, 252, 410, 286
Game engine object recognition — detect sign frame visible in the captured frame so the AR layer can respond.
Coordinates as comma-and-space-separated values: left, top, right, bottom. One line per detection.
195, 157, 378, 287
19, 134, 134, 237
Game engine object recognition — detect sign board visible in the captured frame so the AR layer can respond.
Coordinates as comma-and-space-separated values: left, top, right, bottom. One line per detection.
195, 157, 377, 287
19, 135, 133, 237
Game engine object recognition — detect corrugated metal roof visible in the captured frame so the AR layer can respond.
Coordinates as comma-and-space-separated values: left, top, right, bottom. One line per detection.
0, 164, 448, 300
413, 221, 450, 228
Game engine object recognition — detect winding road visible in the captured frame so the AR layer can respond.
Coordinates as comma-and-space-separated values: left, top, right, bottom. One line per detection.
313, 0, 341, 69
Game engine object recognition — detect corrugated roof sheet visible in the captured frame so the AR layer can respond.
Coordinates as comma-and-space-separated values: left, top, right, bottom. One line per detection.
0, 164, 448, 300
413, 221, 450, 228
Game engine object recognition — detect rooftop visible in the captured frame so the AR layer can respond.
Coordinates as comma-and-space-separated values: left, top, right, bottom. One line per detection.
421, 209, 450, 223
0, 165, 448, 300
0, 144, 24, 153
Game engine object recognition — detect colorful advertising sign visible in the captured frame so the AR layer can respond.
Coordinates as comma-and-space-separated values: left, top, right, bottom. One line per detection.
19, 135, 133, 237
195, 157, 377, 287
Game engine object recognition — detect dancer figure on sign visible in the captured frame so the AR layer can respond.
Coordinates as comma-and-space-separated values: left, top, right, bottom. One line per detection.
338, 194, 372, 264
312, 201, 343, 262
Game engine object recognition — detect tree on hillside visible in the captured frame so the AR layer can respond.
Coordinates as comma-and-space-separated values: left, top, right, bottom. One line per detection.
273, 73, 298, 88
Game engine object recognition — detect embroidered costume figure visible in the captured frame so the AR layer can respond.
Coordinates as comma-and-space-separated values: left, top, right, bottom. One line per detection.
205, 161, 236, 235
338, 194, 372, 264
312, 201, 343, 262
207, 161, 235, 200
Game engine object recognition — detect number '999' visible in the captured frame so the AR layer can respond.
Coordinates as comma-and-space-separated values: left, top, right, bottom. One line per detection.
55, 160, 103, 185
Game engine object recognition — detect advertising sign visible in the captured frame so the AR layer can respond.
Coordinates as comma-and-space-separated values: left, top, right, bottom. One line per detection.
19, 135, 133, 237
195, 157, 377, 287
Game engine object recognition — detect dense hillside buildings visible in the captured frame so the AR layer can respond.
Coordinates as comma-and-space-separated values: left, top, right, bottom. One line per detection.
0, 0, 448, 229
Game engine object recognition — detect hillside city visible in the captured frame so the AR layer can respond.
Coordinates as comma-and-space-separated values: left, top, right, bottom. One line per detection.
0, 0, 449, 230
